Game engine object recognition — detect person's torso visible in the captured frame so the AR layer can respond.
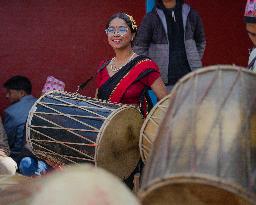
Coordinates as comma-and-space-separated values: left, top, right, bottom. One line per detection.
98, 67, 147, 105
4, 95, 37, 149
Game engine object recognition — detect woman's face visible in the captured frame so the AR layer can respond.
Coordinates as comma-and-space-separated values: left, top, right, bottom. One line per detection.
106, 17, 134, 50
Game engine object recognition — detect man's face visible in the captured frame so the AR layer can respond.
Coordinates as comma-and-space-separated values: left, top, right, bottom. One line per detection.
246, 23, 256, 46
5, 89, 24, 104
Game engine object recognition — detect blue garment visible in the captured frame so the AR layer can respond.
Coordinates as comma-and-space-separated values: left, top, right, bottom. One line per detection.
19, 157, 50, 176
146, 0, 155, 12
3, 95, 37, 162
148, 90, 157, 106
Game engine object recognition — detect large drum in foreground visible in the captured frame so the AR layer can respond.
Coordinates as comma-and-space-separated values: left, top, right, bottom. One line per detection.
26, 91, 143, 179
139, 65, 256, 205
139, 94, 170, 162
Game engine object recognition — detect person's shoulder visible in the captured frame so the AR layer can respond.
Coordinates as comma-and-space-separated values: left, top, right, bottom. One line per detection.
24, 95, 37, 101
136, 55, 159, 68
6, 95, 36, 114
21, 95, 37, 105
142, 8, 159, 20
184, 4, 200, 17
135, 54, 151, 61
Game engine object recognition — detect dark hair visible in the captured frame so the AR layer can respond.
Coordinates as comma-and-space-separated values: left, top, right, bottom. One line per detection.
105, 12, 137, 34
156, 0, 184, 9
3, 75, 32, 94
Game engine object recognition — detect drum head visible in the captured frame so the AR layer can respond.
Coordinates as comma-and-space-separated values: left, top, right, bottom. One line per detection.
96, 106, 143, 179
140, 176, 256, 205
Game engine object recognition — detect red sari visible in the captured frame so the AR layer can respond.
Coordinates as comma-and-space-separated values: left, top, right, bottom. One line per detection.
96, 55, 160, 116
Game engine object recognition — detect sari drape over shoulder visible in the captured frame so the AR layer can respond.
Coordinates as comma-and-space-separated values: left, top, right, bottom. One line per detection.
97, 55, 160, 117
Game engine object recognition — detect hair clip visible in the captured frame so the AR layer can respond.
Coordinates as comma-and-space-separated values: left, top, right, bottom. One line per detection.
125, 13, 137, 31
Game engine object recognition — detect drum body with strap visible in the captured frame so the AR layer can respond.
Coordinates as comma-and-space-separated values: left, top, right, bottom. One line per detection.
139, 94, 170, 162
26, 91, 143, 179
139, 66, 256, 205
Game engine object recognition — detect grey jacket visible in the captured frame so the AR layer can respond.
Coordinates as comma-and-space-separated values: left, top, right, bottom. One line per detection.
133, 4, 206, 84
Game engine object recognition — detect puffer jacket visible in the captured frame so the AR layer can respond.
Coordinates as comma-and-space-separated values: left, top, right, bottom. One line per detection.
133, 3, 206, 84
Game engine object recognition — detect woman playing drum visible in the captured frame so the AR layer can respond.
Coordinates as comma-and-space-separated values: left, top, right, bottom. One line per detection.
95, 12, 167, 190
95, 12, 167, 117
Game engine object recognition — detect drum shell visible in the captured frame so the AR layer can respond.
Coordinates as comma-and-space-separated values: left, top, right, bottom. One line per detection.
139, 66, 256, 205
26, 91, 143, 179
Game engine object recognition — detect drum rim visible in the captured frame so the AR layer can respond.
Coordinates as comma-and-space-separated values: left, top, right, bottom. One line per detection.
139, 173, 256, 205
95, 104, 130, 166
26, 90, 48, 156
171, 65, 256, 94
95, 105, 142, 179
139, 94, 171, 163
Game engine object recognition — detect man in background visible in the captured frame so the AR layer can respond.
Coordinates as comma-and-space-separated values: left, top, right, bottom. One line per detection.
3, 75, 49, 176
134, 0, 206, 91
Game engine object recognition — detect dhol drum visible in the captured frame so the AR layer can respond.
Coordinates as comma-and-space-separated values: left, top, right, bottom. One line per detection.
26, 91, 143, 179
139, 65, 256, 205
139, 94, 170, 163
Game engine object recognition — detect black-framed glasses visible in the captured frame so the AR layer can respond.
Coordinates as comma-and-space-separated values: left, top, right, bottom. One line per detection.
105, 26, 128, 36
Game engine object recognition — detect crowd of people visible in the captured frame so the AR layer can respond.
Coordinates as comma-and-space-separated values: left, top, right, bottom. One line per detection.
0, 0, 255, 191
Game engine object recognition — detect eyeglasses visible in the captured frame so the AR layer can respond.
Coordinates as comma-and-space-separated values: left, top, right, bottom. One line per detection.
105, 26, 129, 36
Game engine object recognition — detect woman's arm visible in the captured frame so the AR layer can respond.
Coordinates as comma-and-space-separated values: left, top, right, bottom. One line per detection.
95, 88, 98, 98
150, 77, 168, 100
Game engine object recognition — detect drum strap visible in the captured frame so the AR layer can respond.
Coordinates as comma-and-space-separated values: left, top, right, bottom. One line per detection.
77, 60, 111, 92
97, 60, 111, 73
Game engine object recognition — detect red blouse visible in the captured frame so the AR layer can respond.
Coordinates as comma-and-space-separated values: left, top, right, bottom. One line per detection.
96, 62, 160, 105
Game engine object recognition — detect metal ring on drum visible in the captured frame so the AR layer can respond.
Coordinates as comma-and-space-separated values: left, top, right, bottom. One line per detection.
26, 91, 143, 179
139, 65, 256, 205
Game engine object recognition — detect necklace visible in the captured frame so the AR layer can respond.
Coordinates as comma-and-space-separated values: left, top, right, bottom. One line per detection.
110, 52, 136, 72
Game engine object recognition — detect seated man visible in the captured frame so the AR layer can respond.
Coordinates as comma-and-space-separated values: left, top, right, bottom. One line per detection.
0, 116, 17, 175
3, 75, 50, 176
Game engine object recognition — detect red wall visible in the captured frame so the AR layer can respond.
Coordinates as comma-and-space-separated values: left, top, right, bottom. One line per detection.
187, 0, 251, 66
0, 0, 251, 113
0, 0, 145, 113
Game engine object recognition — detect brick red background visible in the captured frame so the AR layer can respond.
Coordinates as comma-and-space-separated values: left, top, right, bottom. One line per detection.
0, 0, 251, 114
187, 0, 251, 66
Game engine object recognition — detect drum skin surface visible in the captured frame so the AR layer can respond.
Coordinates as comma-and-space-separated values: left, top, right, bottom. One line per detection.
139, 65, 256, 205
26, 91, 143, 179
139, 94, 170, 162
